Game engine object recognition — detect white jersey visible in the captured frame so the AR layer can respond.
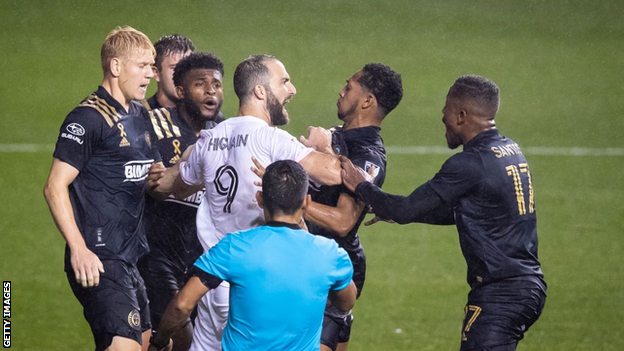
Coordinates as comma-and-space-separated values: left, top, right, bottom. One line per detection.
179, 116, 313, 250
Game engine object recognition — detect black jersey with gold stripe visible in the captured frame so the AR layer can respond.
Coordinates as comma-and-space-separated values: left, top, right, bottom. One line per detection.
141, 107, 222, 275
53, 86, 161, 266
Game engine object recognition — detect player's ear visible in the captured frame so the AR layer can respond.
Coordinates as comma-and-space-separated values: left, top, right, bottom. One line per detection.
153, 65, 161, 83
110, 57, 121, 77
176, 85, 185, 100
256, 191, 264, 209
253, 85, 266, 100
301, 194, 311, 210
457, 109, 467, 125
361, 93, 375, 110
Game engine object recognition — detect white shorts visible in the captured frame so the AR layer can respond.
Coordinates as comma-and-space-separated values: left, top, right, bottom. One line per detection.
189, 281, 230, 351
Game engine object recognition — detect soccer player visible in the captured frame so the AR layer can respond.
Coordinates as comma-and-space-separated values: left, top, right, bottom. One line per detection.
340, 75, 547, 351
138, 52, 225, 351
144, 34, 195, 110
148, 160, 357, 351
303, 64, 403, 351
148, 54, 343, 351
43, 26, 160, 351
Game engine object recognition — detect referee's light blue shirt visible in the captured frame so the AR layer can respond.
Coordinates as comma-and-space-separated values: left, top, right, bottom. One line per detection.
194, 222, 353, 351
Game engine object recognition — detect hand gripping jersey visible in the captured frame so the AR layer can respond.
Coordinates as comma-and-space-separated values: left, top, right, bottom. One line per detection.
307, 126, 386, 296
178, 116, 313, 250
143, 107, 223, 272
53, 86, 160, 265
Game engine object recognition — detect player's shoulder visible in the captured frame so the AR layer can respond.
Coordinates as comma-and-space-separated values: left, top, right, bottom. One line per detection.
309, 232, 343, 255
147, 106, 186, 140
69, 92, 125, 129
439, 150, 483, 179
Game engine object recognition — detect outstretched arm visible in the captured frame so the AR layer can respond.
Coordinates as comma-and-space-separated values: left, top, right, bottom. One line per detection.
298, 151, 342, 186
43, 158, 105, 288
340, 156, 454, 225
147, 145, 201, 200
298, 126, 341, 186
304, 193, 365, 237
355, 182, 455, 225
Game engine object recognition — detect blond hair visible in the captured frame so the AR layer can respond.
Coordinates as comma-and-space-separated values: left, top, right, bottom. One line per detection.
100, 26, 155, 73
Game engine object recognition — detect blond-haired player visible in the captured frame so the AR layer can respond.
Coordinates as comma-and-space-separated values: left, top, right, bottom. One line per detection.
44, 26, 160, 351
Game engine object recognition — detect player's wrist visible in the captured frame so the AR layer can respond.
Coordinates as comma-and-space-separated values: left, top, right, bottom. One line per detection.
149, 334, 170, 351
354, 182, 369, 201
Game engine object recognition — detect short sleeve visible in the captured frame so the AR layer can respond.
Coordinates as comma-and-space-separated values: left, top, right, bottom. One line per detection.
179, 132, 207, 186
330, 246, 354, 291
268, 127, 313, 163
350, 151, 385, 188
427, 152, 481, 206
193, 234, 232, 281
53, 107, 104, 171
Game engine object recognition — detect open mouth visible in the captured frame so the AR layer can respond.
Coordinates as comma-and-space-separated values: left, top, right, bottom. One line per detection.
203, 99, 217, 110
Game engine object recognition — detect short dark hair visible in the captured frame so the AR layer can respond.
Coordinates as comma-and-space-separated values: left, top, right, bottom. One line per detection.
449, 75, 500, 118
358, 63, 403, 116
262, 160, 308, 216
173, 52, 224, 87
154, 34, 195, 70
233, 54, 276, 103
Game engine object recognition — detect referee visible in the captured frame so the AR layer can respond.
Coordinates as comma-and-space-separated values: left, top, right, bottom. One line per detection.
340, 75, 547, 351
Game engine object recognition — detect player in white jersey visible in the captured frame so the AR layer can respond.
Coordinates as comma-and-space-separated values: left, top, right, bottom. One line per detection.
148, 54, 342, 351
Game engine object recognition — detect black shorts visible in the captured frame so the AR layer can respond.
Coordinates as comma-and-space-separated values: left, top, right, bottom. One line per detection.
320, 300, 354, 350
67, 260, 151, 351
137, 251, 191, 331
460, 278, 546, 351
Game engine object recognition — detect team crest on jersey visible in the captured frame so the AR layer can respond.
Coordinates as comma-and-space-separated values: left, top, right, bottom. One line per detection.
365, 161, 380, 178
66, 123, 85, 136
127, 309, 141, 330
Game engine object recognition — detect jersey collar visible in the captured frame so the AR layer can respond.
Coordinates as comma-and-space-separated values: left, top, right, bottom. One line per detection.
265, 221, 301, 230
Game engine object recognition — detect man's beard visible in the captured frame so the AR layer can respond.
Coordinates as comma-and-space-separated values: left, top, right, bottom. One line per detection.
337, 100, 357, 121
184, 97, 221, 123
266, 89, 289, 126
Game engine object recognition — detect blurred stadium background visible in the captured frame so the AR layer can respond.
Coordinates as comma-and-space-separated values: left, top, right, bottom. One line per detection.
0, 0, 622, 349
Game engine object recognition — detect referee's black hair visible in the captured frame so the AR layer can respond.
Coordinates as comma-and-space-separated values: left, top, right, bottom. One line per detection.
449, 75, 500, 118
153, 34, 195, 70
173, 52, 224, 87
261, 160, 308, 216
358, 63, 403, 116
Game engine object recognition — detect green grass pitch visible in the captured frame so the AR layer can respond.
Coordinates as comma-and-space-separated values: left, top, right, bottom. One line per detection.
0, 0, 622, 350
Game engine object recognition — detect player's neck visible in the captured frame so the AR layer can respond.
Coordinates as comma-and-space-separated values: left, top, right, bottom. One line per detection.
155, 90, 177, 108
101, 79, 130, 112
266, 212, 304, 228
178, 105, 208, 136
462, 117, 497, 144
237, 104, 271, 125
342, 113, 381, 131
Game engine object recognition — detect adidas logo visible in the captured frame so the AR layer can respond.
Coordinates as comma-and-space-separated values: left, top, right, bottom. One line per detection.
120, 137, 130, 147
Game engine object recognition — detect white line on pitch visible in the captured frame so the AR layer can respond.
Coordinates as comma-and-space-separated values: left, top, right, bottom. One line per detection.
383, 146, 624, 157
1, 144, 624, 157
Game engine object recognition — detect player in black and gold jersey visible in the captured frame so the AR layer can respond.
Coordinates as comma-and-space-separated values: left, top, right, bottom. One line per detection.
341, 75, 546, 351
138, 52, 225, 351
43, 27, 160, 351
144, 34, 195, 111
303, 63, 403, 351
